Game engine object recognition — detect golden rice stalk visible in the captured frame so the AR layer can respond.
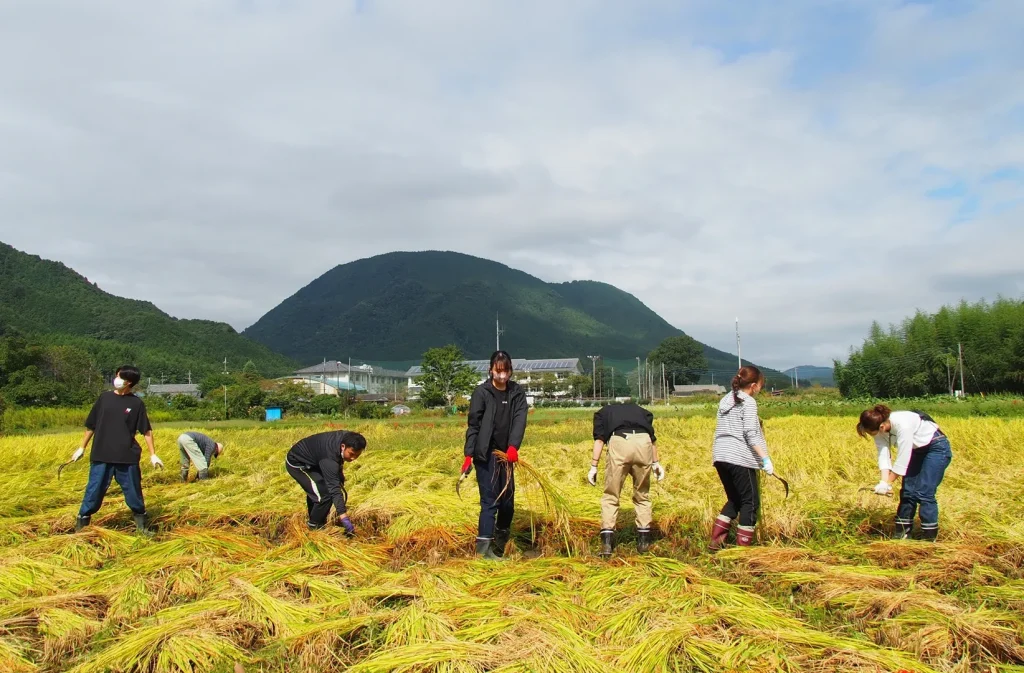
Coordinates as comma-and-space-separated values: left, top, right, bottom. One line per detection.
66, 600, 238, 673
227, 578, 315, 638
345, 641, 501, 673
494, 450, 578, 556
106, 576, 155, 624
0, 637, 37, 673
383, 601, 457, 647
37, 607, 102, 665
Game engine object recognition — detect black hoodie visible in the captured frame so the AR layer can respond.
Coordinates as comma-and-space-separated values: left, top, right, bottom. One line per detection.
463, 379, 528, 462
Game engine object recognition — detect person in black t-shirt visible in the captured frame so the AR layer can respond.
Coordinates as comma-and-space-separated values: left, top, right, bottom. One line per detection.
286, 430, 366, 534
588, 402, 665, 556
66, 365, 165, 534
461, 351, 528, 560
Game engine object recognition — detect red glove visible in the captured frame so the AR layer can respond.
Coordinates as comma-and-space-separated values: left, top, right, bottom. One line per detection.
461, 456, 472, 474
506, 446, 519, 463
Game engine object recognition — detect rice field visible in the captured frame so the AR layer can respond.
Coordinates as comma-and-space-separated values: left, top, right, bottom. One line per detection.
1, 412, 1023, 672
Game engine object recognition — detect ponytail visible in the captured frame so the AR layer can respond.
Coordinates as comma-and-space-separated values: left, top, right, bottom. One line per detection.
856, 404, 891, 438
731, 366, 764, 404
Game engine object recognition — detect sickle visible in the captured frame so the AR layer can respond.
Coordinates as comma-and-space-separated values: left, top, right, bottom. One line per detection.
57, 460, 76, 480
770, 472, 790, 499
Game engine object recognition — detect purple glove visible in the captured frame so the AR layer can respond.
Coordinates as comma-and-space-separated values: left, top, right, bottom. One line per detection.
339, 515, 355, 537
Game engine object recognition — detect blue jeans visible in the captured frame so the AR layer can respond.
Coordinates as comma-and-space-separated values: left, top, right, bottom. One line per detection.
896, 436, 952, 528
78, 462, 146, 517
475, 451, 515, 539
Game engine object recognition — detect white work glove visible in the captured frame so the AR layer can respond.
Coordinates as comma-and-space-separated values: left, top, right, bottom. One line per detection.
71, 447, 85, 462
651, 461, 665, 482
587, 465, 598, 486
873, 481, 893, 495
761, 456, 774, 476
150, 454, 165, 469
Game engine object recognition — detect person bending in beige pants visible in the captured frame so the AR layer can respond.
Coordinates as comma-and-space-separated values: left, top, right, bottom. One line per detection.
588, 402, 665, 557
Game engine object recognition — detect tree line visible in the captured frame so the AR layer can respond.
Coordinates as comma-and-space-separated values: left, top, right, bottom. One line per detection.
833, 297, 1024, 398
414, 335, 709, 407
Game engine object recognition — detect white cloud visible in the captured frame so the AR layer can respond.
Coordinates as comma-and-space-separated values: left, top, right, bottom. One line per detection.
0, 0, 1021, 369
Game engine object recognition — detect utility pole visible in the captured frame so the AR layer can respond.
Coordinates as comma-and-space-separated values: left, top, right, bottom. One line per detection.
496, 313, 504, 352
187, 370, 192, 385
635, 356, 641, 399
946, 357, 953, 397
645, 357, 650, 400
611, 367, 614, 399
662, 363, 667, 404
223, 357, 228, 374
588, 355, 599, 399
735, 317, 742, 370
795, 367, 799, 389
958, 342, 965, 396
223, 385, 228, 420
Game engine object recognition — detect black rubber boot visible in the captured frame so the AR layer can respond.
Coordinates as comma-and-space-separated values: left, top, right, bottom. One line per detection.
475, 538, 504, 561
75, 515, 90, 533
599, 530, 614, 558
180, 467, 189, 482
920, 524, 938, 542
134, 513, 152, 536
197, 468, 210, 480
894, 517, 913, 540
637, 528, 652, 554
492, 528, 511, 558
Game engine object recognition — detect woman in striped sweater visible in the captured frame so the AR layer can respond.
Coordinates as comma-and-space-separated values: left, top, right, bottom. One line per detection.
708, 366, 775, 550
857, 405, 952, 541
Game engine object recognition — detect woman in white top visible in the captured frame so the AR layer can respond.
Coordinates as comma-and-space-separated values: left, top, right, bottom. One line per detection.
708, 366, 775, 549
857, 404, 953, 541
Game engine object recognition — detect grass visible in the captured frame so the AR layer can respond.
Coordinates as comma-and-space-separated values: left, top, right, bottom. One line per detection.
0, 411, 1022, 671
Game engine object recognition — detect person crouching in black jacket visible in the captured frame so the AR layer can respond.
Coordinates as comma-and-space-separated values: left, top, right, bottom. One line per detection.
286, 430, 366, 535
460, 351, 528, 560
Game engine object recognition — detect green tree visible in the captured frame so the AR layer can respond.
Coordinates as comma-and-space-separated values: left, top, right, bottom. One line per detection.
241, 360, 261, 383
834, 297, 1024, 397
311, 394, 342, 415
566, 373, 593, 398
596, 366, 631, 397
540, 372, 559, 397
648, 335, 708, 386
415, 345, 478, 407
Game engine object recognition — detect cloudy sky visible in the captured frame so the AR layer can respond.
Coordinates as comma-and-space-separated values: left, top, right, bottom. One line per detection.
1, 0, 1022, 369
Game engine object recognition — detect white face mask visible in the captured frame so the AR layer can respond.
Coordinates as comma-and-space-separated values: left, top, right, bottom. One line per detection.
113, 376, 126, 390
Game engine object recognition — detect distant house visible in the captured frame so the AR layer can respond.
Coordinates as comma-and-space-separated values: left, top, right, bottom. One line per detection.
292, 361, 409, 396
672, 384, 726, 397
146, 383, 201, 398
405, 358, 584, 398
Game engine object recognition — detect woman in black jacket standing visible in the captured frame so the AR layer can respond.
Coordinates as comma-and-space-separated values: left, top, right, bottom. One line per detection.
460, 351, 529, 560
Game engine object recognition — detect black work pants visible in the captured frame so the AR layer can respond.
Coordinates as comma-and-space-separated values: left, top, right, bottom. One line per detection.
286, 459, 334, 529
714, 461, 760, 527
475, 450, 515, 539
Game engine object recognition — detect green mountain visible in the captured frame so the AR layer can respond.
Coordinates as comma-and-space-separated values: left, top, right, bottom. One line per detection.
243, 251, 788, 385
783, 365, 836, 387
0, 241, 296, 379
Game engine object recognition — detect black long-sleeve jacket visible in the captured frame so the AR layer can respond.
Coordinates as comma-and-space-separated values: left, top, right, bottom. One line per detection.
464, 380, 528, 462
286, 431, 350, 514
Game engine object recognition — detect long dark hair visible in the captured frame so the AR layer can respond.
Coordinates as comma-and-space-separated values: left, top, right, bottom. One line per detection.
857, 404, 891, 438
731, 366, 764, 404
